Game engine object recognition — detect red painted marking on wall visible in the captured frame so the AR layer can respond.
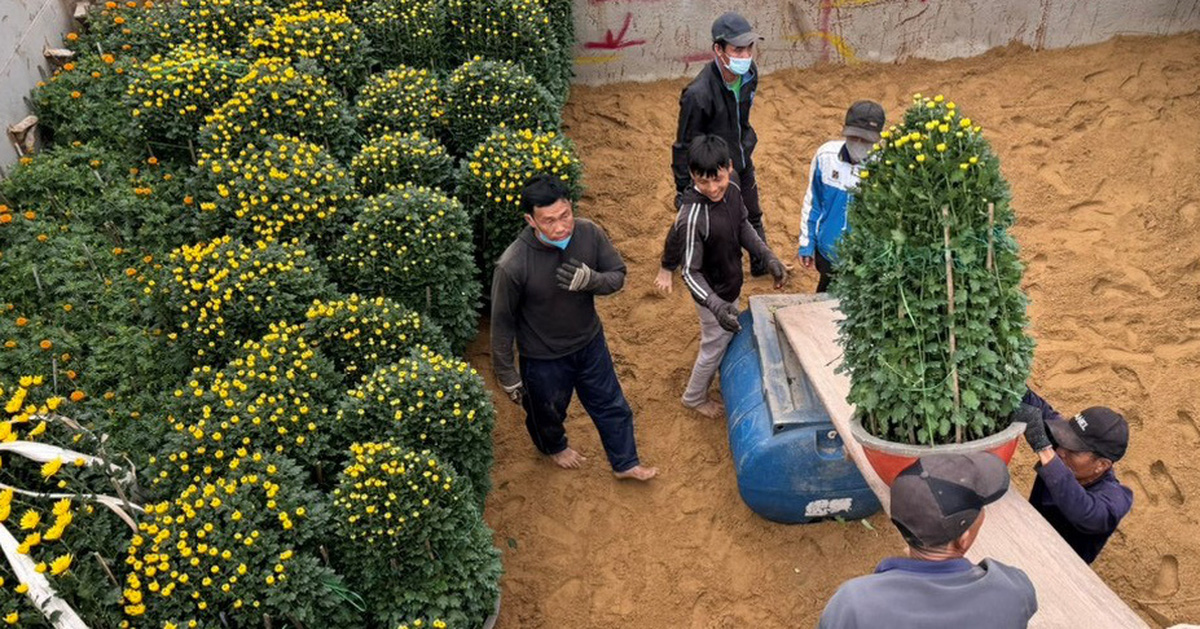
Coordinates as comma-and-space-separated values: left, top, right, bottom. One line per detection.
678, 51, 714, 64
819, 0, 834, 63
584, 12, 646, 50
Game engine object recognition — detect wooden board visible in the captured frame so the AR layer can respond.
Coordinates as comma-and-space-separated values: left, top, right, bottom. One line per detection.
773, 298, 1147, 628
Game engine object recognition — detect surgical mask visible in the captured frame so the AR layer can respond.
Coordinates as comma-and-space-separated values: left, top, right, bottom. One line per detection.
725, 55, 752, 76
537, 230, 571, 250
846, 140, 872, 163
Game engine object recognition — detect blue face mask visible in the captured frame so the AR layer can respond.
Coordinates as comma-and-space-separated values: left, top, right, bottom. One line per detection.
725, 55, 752, 76
537, 230, 571, 250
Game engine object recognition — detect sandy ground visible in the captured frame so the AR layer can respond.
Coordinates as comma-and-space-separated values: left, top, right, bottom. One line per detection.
471, 33, 1200, 627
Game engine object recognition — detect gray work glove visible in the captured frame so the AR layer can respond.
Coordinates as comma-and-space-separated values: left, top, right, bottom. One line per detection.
1013, 403, 1052, 451
556, 258, 599, 292
767, 258, 788, 289
501, 381, 527, 406
710, 300, 742, 333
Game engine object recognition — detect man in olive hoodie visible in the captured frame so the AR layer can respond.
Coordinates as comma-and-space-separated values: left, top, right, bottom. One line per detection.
491, 175, 657, 481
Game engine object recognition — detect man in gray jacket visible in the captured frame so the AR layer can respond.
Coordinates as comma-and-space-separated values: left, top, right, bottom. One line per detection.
819, 453, 1037, 628
490, 175, 657, 481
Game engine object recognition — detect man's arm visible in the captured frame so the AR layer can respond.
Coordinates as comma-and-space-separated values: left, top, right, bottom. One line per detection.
489, 266, 523, 390
1022, 388, 1068, 423
1034, 456, 1133, 535
738, 205, 776, 266
678, 204, 720, 308
589, 223, 626, 295
671, 90, 706, 197
799, 155, 823, 259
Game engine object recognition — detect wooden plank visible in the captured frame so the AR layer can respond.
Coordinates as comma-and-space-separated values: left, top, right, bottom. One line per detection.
773, 298, 1147, 629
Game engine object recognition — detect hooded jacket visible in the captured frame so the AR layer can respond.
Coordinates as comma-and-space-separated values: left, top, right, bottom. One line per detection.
490, 218, 626, 388
671, 60, 759, 195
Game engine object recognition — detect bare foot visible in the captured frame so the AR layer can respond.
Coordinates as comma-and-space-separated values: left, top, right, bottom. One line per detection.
614, 465, 659, 481
549, 447, 586, 469
685, 399, 725, 418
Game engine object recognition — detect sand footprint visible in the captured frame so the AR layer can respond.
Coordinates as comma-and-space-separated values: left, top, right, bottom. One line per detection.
1152, 554, 1180, 598
1178, 409, 1200, 441
1150, 460, 1185, 506
1123, 470, 1158, 506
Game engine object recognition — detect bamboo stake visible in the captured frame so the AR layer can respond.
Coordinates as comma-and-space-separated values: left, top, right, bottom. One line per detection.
943, 205, 962, 443
986, 202, 995, 273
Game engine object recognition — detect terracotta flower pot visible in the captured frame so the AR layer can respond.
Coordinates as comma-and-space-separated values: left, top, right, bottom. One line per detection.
850, 415, 1025, 486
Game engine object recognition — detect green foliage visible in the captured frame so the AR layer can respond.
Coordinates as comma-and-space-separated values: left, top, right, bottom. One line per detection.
456, 126, 583, 282
444, 0, 569, 104
31, 53, 140, 153
249, 9, 369, 92
441, 58, 560, 154
154, 236, 336, 364
165, 323, 344, 478
127, 44, 248, 154
354, 65, 444, 138
336, 348, 495, 505
133, 448, 360, 627
833, 94, 1035, 445
304, 295, 448, 382
73, 0, 172, 58
331, 444, 500, 627
200, 58, 357, 161
195, 134, 358, 250
1, 145, 198, 251
353, 0, 446, 69
333, 186, 479, 352
351, 131, 455, 196
152, 0, 274, 56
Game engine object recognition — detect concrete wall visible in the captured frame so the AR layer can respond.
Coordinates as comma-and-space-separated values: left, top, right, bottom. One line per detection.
0, 0, 74, 169
573, 0, 1200, 85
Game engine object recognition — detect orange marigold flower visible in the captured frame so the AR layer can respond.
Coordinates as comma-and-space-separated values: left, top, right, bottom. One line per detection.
91, 72, 101, 79
113, 16, 125, 24
69, 391, 86, 402
105, 1, 116, 8
183, 196, 194, 205
63, 63, 76, 71
23, 211, 35, 220
0, 215, 11, 224
37, 234, 48, 243
39, 340, 53, 350
66, 32, 78, 41
101, 54, 115, 64
66, 370, 77, 380
70, 91, 81, 99
124, 268, 137, 277
15, 318, 27, 327
147, 157, 158, 165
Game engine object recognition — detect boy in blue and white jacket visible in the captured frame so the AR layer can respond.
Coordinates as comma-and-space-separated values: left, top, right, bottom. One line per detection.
798, 101, 885, 292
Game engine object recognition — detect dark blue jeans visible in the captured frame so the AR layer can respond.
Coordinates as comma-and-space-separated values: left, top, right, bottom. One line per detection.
519, 331, 641, 472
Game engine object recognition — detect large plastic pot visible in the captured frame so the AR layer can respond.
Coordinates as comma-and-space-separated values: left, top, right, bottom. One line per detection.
850, 415, 1025, 486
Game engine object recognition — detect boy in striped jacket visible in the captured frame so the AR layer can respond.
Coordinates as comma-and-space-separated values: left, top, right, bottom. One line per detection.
659, 135, 787, 417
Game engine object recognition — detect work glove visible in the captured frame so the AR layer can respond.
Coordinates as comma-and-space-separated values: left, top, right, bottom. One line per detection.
710, 300, 742, 333
556, 258, 599, 292
501, 381, 527, 406
1013, 403, 1053, 452
767, 258, 788, 289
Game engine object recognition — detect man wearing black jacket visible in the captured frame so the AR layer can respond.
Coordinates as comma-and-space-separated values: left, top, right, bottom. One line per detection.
667, 12, 769, 284
663, 135, 787, 417
491, 175, 657, 481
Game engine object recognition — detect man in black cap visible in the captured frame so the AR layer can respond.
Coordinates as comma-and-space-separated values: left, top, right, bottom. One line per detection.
658, 11, 768, 294
1018, 389, 1133, 563
819, 453, 1038, 628
797, 100, 886, 292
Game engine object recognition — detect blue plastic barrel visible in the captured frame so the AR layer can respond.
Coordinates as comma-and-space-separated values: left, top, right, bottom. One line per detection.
719, 296, 881, 524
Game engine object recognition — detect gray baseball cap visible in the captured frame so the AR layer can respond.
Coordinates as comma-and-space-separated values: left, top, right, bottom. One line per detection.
844, 100, 886, 142
890, 452, 1010, 548
712, 12, 762, 47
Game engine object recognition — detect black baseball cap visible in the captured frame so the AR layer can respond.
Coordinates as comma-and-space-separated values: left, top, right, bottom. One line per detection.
843, 100, 886, 142
1046, 407, 1129, 461
890, 453, 1010, 548
712, 12, 762, 47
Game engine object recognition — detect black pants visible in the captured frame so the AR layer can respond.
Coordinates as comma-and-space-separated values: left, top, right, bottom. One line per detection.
519, 331, 640, 472
741, 165, 768, 276
815, 249, 836, 293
